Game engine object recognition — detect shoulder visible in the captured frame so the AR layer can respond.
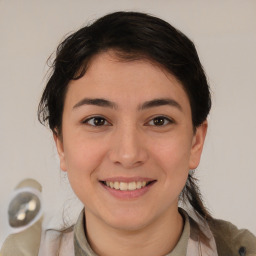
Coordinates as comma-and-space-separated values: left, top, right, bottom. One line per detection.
209, 218, 256, 256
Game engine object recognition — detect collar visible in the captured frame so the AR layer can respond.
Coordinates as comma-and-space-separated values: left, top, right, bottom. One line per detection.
73, 208, 218, 256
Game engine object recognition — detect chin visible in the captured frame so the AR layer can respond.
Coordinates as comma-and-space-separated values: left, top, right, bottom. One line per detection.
109, 218, 149, 232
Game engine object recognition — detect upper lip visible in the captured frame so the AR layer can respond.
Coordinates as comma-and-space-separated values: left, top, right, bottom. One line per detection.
100, 177, 156, 183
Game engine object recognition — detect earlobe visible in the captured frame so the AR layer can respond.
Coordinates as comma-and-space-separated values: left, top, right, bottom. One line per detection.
53, 132, 67, 172
189, 121, 208, 170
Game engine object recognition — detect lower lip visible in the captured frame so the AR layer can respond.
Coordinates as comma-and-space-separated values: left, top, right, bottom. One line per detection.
100, 182, 155, 200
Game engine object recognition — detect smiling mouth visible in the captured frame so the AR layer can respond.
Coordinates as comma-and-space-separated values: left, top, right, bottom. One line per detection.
100, 180, 156, 191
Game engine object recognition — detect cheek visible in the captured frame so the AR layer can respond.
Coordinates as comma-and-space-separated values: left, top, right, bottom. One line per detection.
149, 135, 192, 188
150, 135, 192, 169
63, 138, 108, 206
63, 137, 107, 182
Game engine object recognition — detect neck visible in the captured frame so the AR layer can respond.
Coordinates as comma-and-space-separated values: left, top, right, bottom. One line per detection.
85, 207, 184, 256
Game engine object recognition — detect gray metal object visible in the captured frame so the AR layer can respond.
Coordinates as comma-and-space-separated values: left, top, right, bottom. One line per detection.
8, 191, 41, 228
7, 179, 43, 233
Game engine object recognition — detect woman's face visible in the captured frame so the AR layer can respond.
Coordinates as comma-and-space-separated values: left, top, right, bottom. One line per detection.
55, 51, 207, 231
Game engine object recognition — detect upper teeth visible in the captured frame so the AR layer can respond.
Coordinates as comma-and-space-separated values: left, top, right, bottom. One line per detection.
105, 181, 147, 191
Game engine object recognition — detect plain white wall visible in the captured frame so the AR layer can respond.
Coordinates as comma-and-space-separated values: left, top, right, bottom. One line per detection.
1, 0, 256, 245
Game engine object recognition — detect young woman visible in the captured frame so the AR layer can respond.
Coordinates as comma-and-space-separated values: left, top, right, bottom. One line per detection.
1, 11, 255, 256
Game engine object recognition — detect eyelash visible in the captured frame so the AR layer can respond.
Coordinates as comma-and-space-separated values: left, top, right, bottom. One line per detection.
82, 115, 174, 127
145, 116, 174, 126
82, 116, 111, 127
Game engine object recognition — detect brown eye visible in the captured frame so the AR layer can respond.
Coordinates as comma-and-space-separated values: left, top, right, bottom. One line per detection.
83, 116, 110, 126
147, 116, 173, 126
153, 117, 165, 126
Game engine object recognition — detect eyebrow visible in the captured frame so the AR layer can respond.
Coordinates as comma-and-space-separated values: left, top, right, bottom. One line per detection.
73, 97, 182, 111
73, 98, 117, 109
139, 98, 182, 111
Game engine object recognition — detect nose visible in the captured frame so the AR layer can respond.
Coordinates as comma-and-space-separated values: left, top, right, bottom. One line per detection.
108, 125, 148, 169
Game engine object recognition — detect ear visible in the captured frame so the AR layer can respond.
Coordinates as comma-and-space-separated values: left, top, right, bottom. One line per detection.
53, 132, 67, 172
189, 121, 208, 170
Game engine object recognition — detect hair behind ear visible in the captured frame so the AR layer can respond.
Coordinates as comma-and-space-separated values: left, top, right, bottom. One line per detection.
180, 172, 213, 247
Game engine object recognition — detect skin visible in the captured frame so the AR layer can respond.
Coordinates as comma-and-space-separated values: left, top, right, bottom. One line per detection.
54, 51, 207, 256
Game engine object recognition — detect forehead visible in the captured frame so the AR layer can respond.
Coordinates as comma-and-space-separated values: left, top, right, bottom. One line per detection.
65, 51, 191, 112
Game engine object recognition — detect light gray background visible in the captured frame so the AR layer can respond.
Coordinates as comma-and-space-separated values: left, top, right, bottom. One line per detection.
0, 0, 255, 245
